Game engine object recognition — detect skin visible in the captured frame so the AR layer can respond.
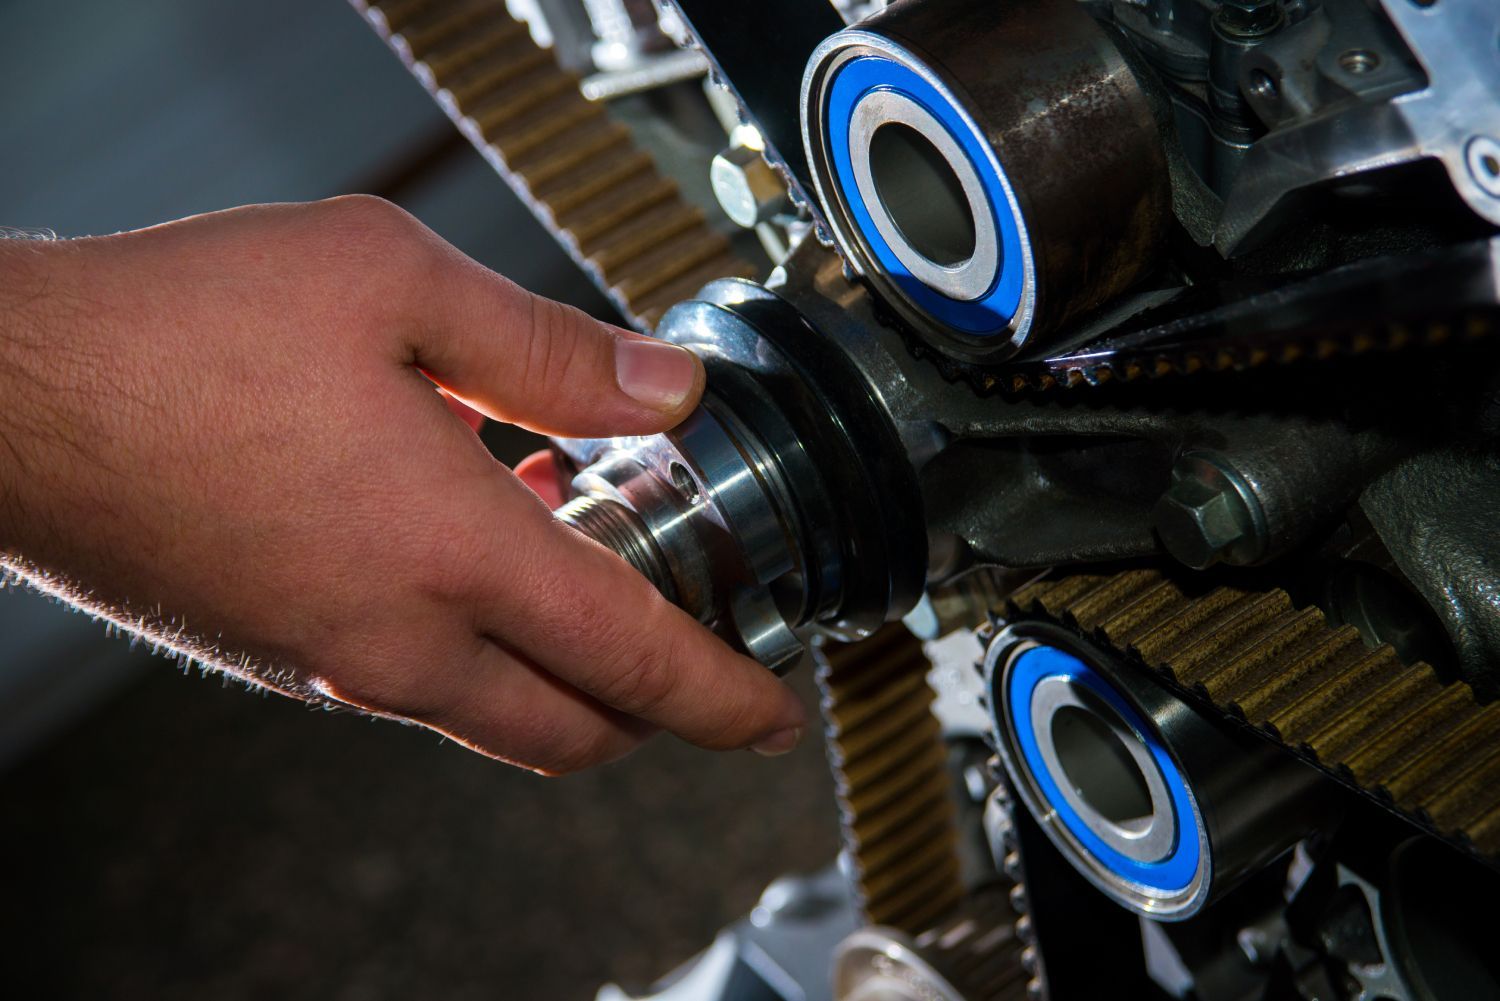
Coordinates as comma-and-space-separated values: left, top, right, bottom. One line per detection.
0, 196, 807, 774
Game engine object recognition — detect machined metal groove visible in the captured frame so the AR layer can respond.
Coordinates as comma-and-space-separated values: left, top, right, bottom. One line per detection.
554, 495, 677, 602
816, 625, 967, 934
352, 0, 757, 331
1006, 570, 1500, 860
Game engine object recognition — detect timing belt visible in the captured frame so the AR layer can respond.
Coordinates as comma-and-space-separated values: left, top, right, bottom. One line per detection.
350, 0, 756, 332
817, 626, 1038, 999
1005, 569, 1500, 862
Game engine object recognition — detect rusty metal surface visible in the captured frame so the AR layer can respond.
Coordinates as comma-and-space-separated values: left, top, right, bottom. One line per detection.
1008, 569, 1500, 861
351, 0, 756, 331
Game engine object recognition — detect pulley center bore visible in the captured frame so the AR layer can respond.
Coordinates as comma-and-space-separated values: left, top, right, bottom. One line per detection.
866, 118, 979, 270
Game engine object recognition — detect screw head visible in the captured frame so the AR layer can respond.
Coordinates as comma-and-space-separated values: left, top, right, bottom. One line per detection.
1152, 454, 1267, 569
710, 145, 789, 228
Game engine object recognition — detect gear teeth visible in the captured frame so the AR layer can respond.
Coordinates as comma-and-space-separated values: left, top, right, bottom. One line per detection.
816, 625, 966, 933
1011, 571, 1500, 859
352, 0, 757, 332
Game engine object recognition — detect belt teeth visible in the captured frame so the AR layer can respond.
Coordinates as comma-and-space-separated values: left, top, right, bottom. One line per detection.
1234, 635, 1377, 725
1166, 592, 1299, 686
420, 18, 528, 80
359, 0, 757, 332
854, 780, 952, 857
1058, 570, 1158, 626
1015, 569, 1500, 863
632, 254, 759, 329
1093, 575, 1187, 641
856, 805, 958, 877
1126, 587, 1265, 669
438, 43, 558, 106
1424, 753, 1500, 842
842, 733, 950, 816
610, 228, 735, 304
398, 0, 498, 59
540, 149, 656, 219
1307, 669, 1445, 764
817, 626, 968, 935
1343, 683, 1479, 782
587, 202, 707, 273
514, 122, 631, 186
1382, 703, 1500, 802
449, 49, 559, 114
564, 176, 680, 251
1188, 608, 1333, 707
489, 99, 609, 162
865, 849, 965, 928
371, 0, 445, 33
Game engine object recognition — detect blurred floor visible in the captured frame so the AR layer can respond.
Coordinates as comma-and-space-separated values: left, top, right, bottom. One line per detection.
0, 1, 840, 997
0, 661, 838, 1000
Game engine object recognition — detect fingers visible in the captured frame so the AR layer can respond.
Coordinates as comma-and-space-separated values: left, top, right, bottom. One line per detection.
397, 236, 705, 438
515, 450, 566, 508
475, 501, 808, 755
428, 646, 655, 775
315, 638, 652, 775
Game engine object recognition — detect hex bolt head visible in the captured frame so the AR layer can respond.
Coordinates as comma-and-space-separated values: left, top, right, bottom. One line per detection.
1152, 453, 1268, 570
1215, 0, 1282, 38
710, 144, 790, 228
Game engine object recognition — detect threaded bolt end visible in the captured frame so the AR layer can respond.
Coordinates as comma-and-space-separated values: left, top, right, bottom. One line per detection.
556, 495, 678, 602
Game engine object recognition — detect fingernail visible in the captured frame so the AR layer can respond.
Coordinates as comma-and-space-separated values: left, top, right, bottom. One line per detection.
616, 338, 699, 411
751, 727, 803, 758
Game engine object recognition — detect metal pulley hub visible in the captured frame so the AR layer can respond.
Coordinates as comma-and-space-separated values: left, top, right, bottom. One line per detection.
800, 0, 1170, 364
553, 280, 927, 667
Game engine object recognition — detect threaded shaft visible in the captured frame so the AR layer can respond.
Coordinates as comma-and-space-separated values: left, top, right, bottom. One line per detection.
556, 495, 678, 602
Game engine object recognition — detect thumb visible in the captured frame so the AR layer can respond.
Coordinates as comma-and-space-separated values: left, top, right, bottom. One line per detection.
404, 256, 705, 438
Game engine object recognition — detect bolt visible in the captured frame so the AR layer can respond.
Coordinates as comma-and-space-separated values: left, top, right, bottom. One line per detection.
1152, 453, 1268, 569
1215, 0, 1282, 38
710, 144, 790, 228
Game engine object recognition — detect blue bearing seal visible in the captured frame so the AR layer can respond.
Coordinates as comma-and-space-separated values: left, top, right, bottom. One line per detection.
824, 55, 1027, 337
1006, 644, 1203, 895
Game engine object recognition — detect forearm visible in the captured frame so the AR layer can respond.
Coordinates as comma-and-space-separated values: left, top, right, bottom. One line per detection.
0, 236, 63, 556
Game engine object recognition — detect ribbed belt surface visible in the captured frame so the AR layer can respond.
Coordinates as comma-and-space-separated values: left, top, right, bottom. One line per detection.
352, 0, 756, 331
816, 625, 967, 933
1008, 569, 1500, 859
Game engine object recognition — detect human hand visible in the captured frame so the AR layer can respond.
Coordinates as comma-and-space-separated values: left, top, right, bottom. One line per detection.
0, 196, 806, 772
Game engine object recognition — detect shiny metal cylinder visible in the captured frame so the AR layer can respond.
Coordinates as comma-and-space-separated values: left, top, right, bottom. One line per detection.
984, 622, 1329, 920
801, 0, 1170, 363
552, 280, 927, 669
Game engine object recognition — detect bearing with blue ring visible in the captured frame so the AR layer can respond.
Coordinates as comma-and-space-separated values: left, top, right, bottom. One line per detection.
1006, 645, 1204, 897
822, 54, 1030, 338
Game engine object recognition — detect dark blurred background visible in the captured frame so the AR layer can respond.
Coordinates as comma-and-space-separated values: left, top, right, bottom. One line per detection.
0, 1, 838, 997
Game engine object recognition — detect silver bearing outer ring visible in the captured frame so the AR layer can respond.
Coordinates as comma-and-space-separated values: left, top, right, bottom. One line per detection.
846, 89, 1000, 303
1028, 674, 1180, 864
800, 31, 1038, 363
